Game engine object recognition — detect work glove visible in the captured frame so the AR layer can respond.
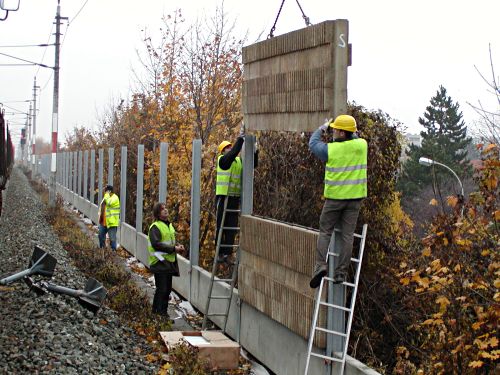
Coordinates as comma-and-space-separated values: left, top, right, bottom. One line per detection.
239, 122, 246, 138
319, 118, 333, 132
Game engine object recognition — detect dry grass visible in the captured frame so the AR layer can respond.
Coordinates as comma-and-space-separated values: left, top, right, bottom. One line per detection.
29, 177, 249, 374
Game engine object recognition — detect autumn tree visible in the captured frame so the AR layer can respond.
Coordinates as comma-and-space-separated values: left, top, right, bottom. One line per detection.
468, 45, 499, 147
34, 136, 52, 154
63, 7, 245, 247
63, 126, 99, 151
395, 143, 499, 373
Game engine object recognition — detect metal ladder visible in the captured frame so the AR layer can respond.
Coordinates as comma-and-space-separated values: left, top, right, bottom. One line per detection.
202, 195, 241, 331
304, 224, 368, 375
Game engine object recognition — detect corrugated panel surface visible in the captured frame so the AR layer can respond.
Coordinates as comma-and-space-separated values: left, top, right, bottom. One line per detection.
241, 19, 349, 132
240, 215, 317, 275
242, 21, 335, 64
239, 215, 327, 347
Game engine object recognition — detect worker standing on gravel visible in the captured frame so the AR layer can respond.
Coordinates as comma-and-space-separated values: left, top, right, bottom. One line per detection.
98, 185, 120, 252
147, 202, 184, 319
308, 115, 367, 288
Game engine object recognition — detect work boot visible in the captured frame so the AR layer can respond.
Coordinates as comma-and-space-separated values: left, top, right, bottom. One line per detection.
309, 264, 328, 288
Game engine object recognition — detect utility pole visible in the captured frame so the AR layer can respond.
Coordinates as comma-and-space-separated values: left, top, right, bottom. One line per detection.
23, 119, 27, 164
49, 0, 67, 205
27, 101, 32, 167
32, 77, 39, 175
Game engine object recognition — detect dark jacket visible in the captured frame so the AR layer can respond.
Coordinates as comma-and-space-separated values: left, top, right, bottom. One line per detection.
148, 220, 180, 276
217, 136, 259, 198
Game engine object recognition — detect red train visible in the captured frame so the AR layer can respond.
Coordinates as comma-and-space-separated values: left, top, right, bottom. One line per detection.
0, 108, 14, 216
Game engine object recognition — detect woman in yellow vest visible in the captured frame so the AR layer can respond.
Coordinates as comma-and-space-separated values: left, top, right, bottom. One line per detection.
148, 202, 184, 318
308, 115, 367, 288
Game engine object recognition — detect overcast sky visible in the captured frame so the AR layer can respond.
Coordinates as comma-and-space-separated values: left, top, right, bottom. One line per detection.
1, 0, 499, 146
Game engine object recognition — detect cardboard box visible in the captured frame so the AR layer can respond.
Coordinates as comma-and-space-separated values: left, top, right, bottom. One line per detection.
160, 331, 240, 370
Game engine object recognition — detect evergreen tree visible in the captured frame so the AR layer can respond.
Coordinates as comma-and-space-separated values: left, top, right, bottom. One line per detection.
399, 85, 472, 196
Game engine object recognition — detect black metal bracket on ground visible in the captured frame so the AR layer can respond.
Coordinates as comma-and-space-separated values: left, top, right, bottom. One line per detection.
25, 277, 107, 315
1, 245, 106, 314
0, 245, 57, 285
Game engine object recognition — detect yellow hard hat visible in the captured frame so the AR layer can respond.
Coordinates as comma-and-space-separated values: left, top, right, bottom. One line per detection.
218, 141, 232, 154
330, 115, 357, 133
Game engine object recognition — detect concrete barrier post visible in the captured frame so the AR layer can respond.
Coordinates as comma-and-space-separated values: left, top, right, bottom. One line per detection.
83, 150, 89, 200
120, 146, 127, 234
189, 139, 202, 269
136, 145, 144, 234
68, 153, 72, 191
78, 151, 83, 197
108, 147, 114, 187
90, 149, 96, 204
98, 149, 104, 206
64, 152, 69, 189
73, 151, 77, 194
241, 135, 255, 215
159, 142, 168, 204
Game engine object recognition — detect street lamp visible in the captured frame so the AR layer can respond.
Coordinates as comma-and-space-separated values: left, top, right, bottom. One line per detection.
419, 157, 464, 216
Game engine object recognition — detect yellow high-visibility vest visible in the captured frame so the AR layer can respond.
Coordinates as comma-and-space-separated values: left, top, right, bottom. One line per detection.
103, 193, 120, 227
148, 221, 176, 265
216, 155, 242, 196
324, 139, 368, 199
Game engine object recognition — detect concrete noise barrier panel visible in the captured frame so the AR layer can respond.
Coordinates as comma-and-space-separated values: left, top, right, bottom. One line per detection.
239, 215, 328, 347
242, 20, 350, 132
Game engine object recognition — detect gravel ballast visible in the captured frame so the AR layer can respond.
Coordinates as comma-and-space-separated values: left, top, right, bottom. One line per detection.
0, 167, 157, 374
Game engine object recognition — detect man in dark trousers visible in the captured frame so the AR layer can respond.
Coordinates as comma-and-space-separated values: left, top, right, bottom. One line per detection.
215, 125, 245, 263
308, 115, 368, 288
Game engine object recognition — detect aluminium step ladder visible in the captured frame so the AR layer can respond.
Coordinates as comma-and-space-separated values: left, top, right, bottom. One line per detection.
202, 195, 241, 332
304, 224, 368, 375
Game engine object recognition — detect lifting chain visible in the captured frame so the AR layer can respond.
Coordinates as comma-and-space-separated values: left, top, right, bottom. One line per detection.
267, 0, 312, 39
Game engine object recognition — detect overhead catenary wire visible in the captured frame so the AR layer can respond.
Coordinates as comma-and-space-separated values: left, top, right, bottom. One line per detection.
0, 51, 52, 69
0, 100, 32, 103
60, 0, 89, 49
0, 63, 36, 66
40, 73, 54, 92
71, 0, 89, 26
0, 44, 54, 48
1, 103, 29, 114
35, 23, 55, 77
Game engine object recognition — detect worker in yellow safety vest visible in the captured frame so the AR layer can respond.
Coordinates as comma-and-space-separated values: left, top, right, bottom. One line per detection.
215, 123, 245, 263
308, 115, 367, 288
98, 185, 121, 251
148, 202, 184, 318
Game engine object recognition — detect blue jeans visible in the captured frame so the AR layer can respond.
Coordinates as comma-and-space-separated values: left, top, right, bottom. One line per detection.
98, 225, 118, 251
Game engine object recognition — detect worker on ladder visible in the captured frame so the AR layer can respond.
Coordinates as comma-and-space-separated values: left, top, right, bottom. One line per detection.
215, 124, 246, 263
308, 115, 368, 288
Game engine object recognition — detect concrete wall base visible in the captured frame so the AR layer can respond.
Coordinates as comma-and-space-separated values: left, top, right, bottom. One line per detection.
56, 181, 380, 375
